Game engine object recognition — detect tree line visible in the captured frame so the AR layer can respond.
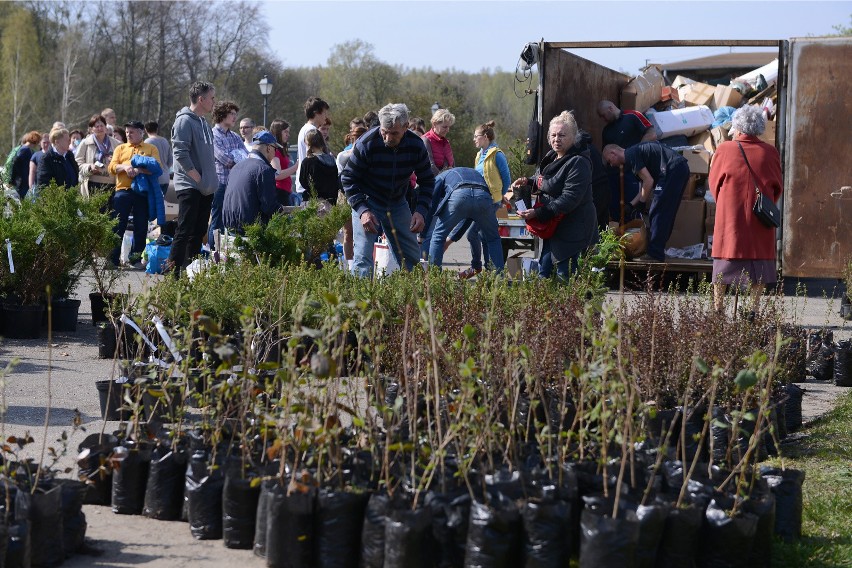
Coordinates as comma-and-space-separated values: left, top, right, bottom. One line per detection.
0, 1, 536, 170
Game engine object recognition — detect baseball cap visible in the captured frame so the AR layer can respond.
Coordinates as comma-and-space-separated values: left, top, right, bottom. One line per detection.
252, 131, 283, 149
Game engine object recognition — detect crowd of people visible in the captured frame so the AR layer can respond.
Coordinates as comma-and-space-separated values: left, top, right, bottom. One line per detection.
5, 80, 781, 290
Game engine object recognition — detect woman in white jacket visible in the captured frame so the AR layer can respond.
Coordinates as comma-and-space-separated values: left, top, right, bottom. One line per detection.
75, 113, 120, 197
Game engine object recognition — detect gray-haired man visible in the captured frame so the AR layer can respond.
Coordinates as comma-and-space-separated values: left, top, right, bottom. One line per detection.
341, 103, 436, 277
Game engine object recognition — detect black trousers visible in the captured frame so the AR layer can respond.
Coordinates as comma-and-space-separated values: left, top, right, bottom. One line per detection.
168, 188, 213, 274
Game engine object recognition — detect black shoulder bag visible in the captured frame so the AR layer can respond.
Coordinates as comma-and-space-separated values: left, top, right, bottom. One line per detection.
737, 142, 780, 228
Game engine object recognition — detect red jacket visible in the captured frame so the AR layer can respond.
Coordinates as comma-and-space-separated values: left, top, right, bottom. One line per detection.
709, 134, 783, 260
422, 129, 454, 174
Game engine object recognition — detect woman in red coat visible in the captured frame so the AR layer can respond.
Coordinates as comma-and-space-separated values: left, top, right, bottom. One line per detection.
709, 105, 783, 312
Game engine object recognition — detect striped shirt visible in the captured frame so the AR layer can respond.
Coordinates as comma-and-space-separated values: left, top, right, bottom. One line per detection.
213, 124, 247, 185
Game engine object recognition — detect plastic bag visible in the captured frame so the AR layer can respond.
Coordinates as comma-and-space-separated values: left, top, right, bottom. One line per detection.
314, 489, 369, 567
697, 499, 758, 568
761, 467, 805, 541
77, 433, 119, 505
112, 442, 151, 515
522, 498, 572, 567
656, 504, 702, 568
743, 492, 776, 568
806, 331, 835, 380
143, 443, 186, 520
579, 506, 640, 568
784, 383, 804, 433
360, 492, 389, 568
144, 241, 172, 274
426, 490, 471, 568
30, 482, 64, 567
833, 339, 852, 387
635, 502, 669, 568
223, 474, 260, 549
185, 450, 224, 540
57, 479, 88, 554
384, 506, 433, 568
265, 482, 315, 568
252, 479, 274, 559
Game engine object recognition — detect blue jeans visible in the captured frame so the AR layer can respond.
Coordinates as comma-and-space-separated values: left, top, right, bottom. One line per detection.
352, 199, 422, 278
538, 241, 580, 281
429, 187, 504, 271
467, 201, 501, 270
208, 181, 227, 250
110, 189, 149, 265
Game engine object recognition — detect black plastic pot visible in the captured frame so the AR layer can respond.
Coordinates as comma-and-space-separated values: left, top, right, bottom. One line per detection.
761, 467, 805, 541
784, 383, 805, 433
265, 482, 316, 568
360, 492, 389, 568
426, 490, 471, 568
89, 292, 125, 324
44, 297, 81, 332
97, 322, 117, 359
77, 433, 119, 505
697, 499, 758, 568
314, 489, 369, 566
385, 505, 433, 568
186, 450, 225, 540
2, 302, 44, 339
112, 441, 152, 515
834, 339, 852, 387
222, 474, 260, 550
143, 441, 186, 520
30, 482, 64, 567
142, 384, 183, 423
96, 379, 131, 421
56, 479, 88, 555
579, 507, 640, 568
522, 497, 572, 568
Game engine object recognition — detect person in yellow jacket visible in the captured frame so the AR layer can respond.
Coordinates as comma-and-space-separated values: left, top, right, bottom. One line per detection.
107, 121, 162, 268
458, 121, 512, 279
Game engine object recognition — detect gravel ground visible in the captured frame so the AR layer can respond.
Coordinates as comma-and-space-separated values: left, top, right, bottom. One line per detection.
1, 244, 849, 567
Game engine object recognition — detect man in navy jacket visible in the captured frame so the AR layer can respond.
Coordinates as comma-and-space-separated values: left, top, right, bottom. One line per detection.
222, 131, 282, 233
341, 103, 435, 277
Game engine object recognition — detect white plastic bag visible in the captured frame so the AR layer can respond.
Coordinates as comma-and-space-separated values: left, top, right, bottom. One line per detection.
373, 240, 399, 278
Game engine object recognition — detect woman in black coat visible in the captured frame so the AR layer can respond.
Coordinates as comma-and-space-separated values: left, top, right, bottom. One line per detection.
512, 111, 598, 279
35, 128, 79, 195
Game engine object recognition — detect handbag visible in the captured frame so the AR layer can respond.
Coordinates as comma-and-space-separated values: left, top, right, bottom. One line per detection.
737, 142, 780, 228
525, 201, 565, 239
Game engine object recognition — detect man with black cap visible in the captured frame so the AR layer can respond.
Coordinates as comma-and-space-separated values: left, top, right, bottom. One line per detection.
222, 130, 284, 233
108, 120, 163, 268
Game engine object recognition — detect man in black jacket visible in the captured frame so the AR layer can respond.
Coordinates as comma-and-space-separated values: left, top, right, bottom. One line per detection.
34, 128, 79, 196
222, 131, 282, 234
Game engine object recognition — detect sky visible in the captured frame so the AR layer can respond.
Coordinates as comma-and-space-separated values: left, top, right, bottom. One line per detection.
262, 0, 852, 75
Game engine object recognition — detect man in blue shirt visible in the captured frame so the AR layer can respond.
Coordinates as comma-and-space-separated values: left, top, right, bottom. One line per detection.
341, 103, 435, 278
427, 168, 504, 272
222, 131, 282, 233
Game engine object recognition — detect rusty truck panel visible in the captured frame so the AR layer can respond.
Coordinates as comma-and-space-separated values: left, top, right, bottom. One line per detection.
782, 37, 852, 278
540, 44, 628, 153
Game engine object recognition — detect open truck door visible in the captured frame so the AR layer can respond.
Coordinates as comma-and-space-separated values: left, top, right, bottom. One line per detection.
782, 37, 852, 278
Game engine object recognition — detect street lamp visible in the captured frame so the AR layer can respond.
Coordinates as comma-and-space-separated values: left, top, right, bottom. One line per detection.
258, 75, 273, 128
430, 101, 441, 116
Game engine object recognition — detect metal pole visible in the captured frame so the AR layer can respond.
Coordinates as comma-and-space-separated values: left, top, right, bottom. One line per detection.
262, 95, 268, 129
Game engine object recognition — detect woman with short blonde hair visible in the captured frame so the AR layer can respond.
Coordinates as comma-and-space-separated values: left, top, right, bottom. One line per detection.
423, 108, 456, 175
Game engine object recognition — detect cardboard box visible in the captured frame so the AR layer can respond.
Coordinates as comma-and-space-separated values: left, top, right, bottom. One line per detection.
660, 86, 680, 103
713, 84, 743, 110
705, 201, 716, 236
671, 75, 695, 90
621, 65, 665, 112
680, 82, 716, 110
496, 205, 509, 219
682, 174, 702, 200
680, 148, 711, 175
651, 106, 715, 138
688, 131, 715, 153
710, 125, 732, 147
666, 199, 705, 249
505, 253, 524, 279
758, 119, 777, 146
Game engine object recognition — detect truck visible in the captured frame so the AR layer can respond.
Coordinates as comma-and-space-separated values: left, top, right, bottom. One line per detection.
526, 38, 852, 279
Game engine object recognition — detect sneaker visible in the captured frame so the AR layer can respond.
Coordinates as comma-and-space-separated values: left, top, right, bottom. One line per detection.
459, 267, 482, 280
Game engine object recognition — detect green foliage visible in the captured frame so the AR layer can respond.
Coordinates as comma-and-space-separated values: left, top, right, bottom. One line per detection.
505, 138, 535, 182
235, 199, 351, 266
831, 14, 852, 36
0, 183, 116, 303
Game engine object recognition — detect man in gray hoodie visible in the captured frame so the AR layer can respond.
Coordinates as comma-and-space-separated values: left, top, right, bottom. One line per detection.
168, 80, 218, 275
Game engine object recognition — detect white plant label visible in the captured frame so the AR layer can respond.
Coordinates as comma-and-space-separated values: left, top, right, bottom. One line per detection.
36, 233, 45, 245
5, 239, 13, 273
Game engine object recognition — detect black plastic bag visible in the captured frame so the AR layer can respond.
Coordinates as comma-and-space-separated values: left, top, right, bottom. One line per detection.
834, 339, 852, 387
143, 442, 186, 520
185, 450, 224, 540
360, 492, 389, 568
30, 482, 64, 567
0, 519, 9, 566
463, 498, 522, 568
709, 406, 729, 464
253, 479, 274, 559
5, 518, 30, 568
223, 474, 260, 549
77, 433, 118, 505
522, 498, 571, 568
56, 479, 88, 554
784, 384, 804, 433
743, 493, 776, 568
426, 491, 470, 568
635, 502, 668, 568
761, 467, 805, 541
266, 482, 316, 568
384, 505, 433, 568
806, 336, 834, 381
697, 499, 758, 568
656, 504, 702, 568
112, 442, 151, 515
314, 489, 369, 567
579, 507, 640, 568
